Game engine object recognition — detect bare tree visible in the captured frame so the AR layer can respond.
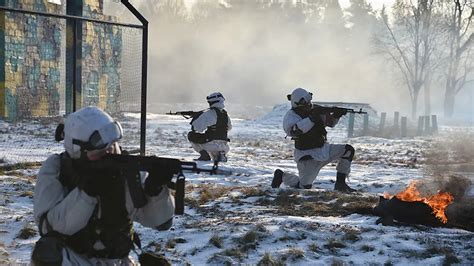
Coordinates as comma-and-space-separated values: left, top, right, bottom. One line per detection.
440, 0, 474, 118
376, 0, 439, 118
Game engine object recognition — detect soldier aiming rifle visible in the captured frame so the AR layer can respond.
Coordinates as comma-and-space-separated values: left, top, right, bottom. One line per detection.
167, 92, 232, 162
272, 88, 366, 193
32, 107, 225, 265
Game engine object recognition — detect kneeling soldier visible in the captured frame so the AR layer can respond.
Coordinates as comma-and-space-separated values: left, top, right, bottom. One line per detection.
188, 92, 232, 162
272, 88, 357, 192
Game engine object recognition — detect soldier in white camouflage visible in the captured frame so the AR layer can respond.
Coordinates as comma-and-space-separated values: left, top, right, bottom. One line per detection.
272, 88, 357, 193
32, 107, 174, 265
188, 92, 232, 162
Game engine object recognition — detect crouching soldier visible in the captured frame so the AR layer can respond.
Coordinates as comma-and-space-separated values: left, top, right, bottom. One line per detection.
32, 107, 175, 265
272, 88, 357, 192
188, 92, 232, 162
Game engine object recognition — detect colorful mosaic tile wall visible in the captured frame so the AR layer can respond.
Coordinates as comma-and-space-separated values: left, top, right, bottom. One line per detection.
81, 0, 122, 114
0, 0, 63, 119
0, 0, 122, 120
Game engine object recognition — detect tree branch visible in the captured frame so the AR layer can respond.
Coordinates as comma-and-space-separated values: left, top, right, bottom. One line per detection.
382, 12, 414, 81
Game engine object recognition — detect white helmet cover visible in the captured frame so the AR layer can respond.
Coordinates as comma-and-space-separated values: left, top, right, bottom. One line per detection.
206, 92, 225, 108
63, 107, 123, 159
289, 88, 312, 108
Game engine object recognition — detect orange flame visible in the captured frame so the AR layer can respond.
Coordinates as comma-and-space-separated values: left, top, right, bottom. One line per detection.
391, 181, 454, 223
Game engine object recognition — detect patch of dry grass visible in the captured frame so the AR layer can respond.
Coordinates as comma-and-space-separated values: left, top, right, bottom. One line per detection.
271, 190, 378, 217
223, 248, 245, 259
257, 252, 283, 266
240, 187, 267, 198
199, 185, 231, 205
324, 238, 346, 252
308, 243, 320, 252
361, 244, 375, 252
16, 225, 36, 239
342, 228, 361, 243
209, 233, 223, 248
285, 247, 305, 261
19, 191, 34, 198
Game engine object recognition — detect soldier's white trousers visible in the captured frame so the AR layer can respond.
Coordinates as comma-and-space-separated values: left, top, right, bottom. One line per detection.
191, 140, 230, 161
282, 144, 352, 188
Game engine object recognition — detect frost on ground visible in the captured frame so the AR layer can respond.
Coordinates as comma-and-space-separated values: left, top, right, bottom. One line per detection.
0, 107, 473, 265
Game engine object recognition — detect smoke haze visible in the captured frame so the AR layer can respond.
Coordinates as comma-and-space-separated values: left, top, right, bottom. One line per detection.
105, 0, 473, 122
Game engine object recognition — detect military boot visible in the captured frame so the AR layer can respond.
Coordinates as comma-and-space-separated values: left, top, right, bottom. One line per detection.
334, 172, 356, 193
271, 169, 284, 188
195, 150, 211, 161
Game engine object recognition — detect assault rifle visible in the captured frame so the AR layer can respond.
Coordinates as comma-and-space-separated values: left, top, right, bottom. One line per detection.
84, 154, 228, 215
166, 110, 205, 119
312, 105, 367, 115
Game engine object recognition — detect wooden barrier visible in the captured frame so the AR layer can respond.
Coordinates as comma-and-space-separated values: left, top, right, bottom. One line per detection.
379, 112, 386, 134
363, 114, 369, 135
393, 111, 400, 137
417, 116, 424, 136
401, 116, 407, 138
431, 115, 438, 133
424, 115, 431, 135
347, 112, 355, 138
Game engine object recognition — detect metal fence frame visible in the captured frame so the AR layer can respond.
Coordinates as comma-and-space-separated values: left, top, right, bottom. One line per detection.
0, 0, 149, 155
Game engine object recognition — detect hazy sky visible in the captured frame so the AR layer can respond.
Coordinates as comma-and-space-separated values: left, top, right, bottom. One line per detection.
185, 0, 397, 10
107, 0, 472, 122
340, 0, 396, 10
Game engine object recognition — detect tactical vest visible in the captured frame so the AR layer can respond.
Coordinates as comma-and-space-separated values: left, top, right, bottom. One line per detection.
293, 109, 327, 150
204, 107, 229, 141
58, 153, 134, 259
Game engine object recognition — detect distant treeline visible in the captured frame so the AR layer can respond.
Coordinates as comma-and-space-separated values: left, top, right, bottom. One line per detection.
134, 0, 473, 119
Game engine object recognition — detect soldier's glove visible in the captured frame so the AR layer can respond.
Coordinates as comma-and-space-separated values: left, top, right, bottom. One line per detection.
333, 108, 347, 118
144, 159, 181, 196
78, 175, 110, 197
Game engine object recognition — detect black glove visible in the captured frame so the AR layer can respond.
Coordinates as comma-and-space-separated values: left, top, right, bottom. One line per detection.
333, 108, 347, 118
144, 176, 165, 197
144, 159, 181, 196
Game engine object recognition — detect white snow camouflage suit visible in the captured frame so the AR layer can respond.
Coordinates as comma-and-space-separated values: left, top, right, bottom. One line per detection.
190, 101, 232, 161
33, 148, 175, 265
281, 108, 352, 188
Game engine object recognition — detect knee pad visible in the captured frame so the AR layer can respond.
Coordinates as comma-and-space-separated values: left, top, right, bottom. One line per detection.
341, 144, 355, 161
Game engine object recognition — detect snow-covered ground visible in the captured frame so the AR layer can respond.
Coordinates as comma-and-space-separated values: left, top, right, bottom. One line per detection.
0, 105, 473, 265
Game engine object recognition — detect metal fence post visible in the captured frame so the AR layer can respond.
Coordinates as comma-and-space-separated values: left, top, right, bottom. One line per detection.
431, 115, 438, 134
379, 112, 386, 135
424, 115, 431, 135
348, 112, 355, 138
401, 116, 408, 138
417, 116, 424, 136
394, 111, 400, 137
363, 113, 369, 135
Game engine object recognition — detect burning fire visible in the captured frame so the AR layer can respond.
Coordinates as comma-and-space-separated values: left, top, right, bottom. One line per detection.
385, 181, 454, 223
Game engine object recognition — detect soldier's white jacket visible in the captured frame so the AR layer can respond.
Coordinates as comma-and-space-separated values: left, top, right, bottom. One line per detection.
191, 102, 232, 133
33, 153, 175, 264
283, 109, 339, 162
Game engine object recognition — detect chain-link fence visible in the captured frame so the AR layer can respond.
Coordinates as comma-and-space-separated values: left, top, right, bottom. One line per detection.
0, 0, 146, 164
